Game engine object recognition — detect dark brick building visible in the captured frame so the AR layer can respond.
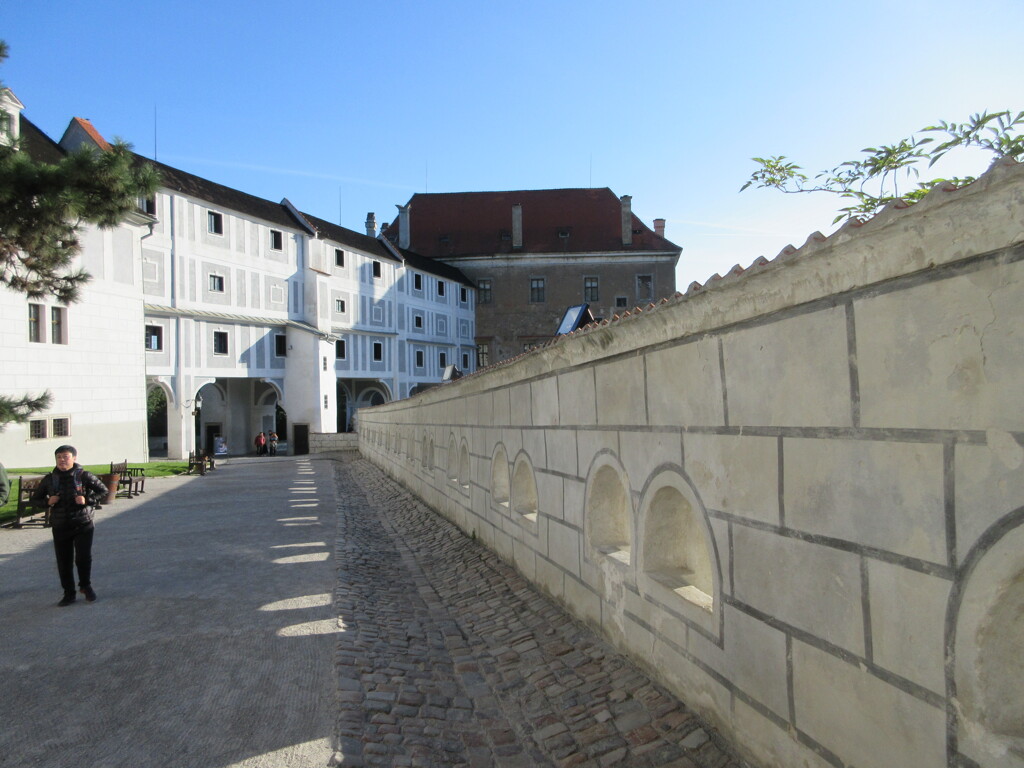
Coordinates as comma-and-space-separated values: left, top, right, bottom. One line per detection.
385, 188, 681, 365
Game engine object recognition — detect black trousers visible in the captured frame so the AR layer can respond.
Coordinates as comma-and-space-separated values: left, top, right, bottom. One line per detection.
52, 523, 94, 593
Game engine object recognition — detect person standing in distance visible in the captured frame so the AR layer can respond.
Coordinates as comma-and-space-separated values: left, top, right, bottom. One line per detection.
32, 445, 108, 606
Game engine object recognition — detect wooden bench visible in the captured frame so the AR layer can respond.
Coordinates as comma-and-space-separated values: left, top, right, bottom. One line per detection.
11, 476, 47, 528
110, 460, 130, 499
123, 466, 146, 496
187, 450, 216, 475
110, 460, 145, 498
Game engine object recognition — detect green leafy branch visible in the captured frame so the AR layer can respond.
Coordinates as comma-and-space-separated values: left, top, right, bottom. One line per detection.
741, 111, 1022, 223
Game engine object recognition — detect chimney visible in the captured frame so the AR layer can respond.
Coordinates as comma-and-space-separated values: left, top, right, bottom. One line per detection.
365, 212, 377, 237
512, 203, 523, 249
653, 218, 666, 238
620, 195, 633, 246
396, 203, 411, 250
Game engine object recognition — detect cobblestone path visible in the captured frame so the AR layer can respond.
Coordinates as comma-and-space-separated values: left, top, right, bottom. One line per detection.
332, 456, 749, 768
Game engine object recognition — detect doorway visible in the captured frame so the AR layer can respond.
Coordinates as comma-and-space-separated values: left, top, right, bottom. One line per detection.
293, 424, 309, 455
204, 424, 221, 454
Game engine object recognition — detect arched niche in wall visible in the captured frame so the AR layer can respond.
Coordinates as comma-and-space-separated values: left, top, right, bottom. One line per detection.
425, 435, 434, 470
584, 453, 632, 566
459, 439, 471, 491
511, 451, 539, 523
491, 444, 510, 511
637, 468, 720, 631
421, 431, 430, 468
447, 434, 458, 482
949, 509, 1024, 768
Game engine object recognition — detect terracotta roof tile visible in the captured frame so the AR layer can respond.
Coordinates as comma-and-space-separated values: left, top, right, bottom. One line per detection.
385, 188, 681, 258
70, 117, 111, 151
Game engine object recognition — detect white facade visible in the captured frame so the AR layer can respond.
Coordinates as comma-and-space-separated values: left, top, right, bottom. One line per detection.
0, 107, 475, 464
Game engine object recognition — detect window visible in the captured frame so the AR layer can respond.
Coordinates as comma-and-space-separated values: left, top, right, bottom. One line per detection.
437, 318, 447, 335
414, 314, 423, 329
139, 196, 156, 215
372, 261, 382, 279
270, 229, 283, 250
145, 325, 163, 351
460, 286, 468, 303
208, 211, 223, 235
477, 343, 490, 368
415, 350, 424, 368
28, 303, 43, 343
437, 281, 446, 297
213, 331, 229, 355
335, 339, 347, 359
462, 353, 469, 369
52, 418, 70, 437
0, 111, 11, 139
439, 351, 447, 367
637, 274, 653, 302
50, 306, 67, 345
530, 277, 545, 303
413, 273, 423, 291
29, 419, 47, 439
335, 298, 346, 313
615, 296, 629, 309
274, 334, 287, 357
478, 279, 492, 304
584, 276, 599, 302
209, 274, 225, 293
372, 342, 383, 362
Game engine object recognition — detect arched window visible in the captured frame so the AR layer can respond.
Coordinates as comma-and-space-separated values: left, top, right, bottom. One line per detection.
585, 457, 632, 565
491, 444, 510, 510
447, 435, 458, 482
639, 470, 717, 614
951, 514, 1024, 762
511, 453, 539, 522
459, 440, 471, 490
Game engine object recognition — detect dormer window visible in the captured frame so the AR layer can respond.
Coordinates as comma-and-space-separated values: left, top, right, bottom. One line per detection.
0, 89, 24, 146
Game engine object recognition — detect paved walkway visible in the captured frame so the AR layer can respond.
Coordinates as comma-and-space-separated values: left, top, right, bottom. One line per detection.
0, 454, 749, 768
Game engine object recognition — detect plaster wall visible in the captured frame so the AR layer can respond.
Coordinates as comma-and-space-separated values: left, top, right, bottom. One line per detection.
0, 223, 150, 467
357, 160, 1024, 768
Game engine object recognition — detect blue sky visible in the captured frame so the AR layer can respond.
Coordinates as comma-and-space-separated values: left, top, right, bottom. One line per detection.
3, 1, 1022, 288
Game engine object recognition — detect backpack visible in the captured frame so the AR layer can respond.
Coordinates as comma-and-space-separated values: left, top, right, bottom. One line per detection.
50, 467, 84, 497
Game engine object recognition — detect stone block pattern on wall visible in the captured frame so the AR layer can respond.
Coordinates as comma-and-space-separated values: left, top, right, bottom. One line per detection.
356, 161, 1024, 768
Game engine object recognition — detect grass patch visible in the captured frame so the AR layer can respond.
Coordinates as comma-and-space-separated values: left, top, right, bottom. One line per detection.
1, 461, 191, 526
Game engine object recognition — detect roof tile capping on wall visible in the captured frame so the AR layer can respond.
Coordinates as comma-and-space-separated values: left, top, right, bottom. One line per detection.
358, 158, 1024, 768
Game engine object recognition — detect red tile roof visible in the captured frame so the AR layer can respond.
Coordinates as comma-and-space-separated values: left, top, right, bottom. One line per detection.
70, 117, 111, 151
386, 187, 680, 257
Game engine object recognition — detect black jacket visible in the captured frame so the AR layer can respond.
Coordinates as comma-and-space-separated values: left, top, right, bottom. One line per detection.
31, 463, 108, 528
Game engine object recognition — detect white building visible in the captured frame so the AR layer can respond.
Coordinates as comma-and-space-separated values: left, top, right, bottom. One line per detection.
0, 97, 475, 465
